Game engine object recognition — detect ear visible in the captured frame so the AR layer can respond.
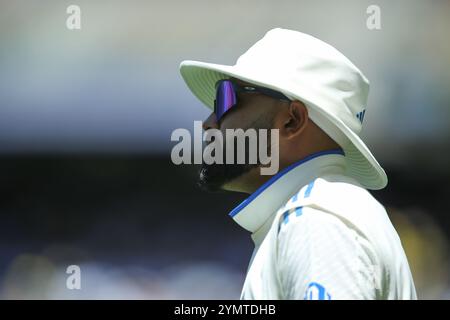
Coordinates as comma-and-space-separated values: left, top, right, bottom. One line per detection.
282, 100, 309, 138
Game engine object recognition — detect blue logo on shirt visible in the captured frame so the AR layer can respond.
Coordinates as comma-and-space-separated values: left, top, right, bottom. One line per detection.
304, 282, 332, 300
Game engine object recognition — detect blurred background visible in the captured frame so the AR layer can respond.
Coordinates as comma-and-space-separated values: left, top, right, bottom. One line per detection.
0, 0, 449, 299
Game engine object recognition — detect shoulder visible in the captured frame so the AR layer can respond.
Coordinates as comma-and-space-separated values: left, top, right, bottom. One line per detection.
272, 174, 389, 271
275, 206, 381, 281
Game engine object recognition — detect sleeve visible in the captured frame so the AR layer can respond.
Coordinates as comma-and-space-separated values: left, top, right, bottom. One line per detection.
276, 206, 381, 300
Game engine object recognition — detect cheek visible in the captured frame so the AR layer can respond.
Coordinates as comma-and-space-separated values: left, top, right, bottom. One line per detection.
219, 97, 274, 130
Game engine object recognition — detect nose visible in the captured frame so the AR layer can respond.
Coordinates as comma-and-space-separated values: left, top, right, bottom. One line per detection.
202, 112, 219, 130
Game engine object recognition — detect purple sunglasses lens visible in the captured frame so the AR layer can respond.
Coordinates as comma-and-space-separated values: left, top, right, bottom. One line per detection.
215, 80, 237, 121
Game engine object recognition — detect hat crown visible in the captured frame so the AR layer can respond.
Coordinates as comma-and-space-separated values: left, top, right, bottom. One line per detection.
235, 28, 369, 134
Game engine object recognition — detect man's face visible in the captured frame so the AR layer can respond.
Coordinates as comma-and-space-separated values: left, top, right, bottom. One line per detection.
198, 78, 283, 192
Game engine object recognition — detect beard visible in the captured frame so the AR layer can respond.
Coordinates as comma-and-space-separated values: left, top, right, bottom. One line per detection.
198, 112, 275, 192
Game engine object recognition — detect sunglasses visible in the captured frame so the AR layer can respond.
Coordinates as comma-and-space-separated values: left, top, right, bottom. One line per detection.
214, 79, 291, 122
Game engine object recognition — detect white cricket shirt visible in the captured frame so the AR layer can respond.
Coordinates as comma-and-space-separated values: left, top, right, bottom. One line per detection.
229, 149, 417, 300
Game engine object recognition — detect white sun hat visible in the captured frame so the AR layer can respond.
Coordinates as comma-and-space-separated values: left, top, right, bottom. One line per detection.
179, 28, 387, 190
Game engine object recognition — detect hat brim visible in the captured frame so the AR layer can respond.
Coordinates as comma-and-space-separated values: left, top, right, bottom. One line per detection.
179, 60, 388, 190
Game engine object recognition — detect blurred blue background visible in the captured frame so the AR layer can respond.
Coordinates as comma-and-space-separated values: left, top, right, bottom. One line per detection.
0, 0, 449, 299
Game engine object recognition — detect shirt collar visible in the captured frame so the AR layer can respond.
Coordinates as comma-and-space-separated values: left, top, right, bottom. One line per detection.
229, 149, 346, 240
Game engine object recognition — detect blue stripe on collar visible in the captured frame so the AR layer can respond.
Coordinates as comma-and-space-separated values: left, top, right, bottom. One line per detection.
228, 148, 345, 218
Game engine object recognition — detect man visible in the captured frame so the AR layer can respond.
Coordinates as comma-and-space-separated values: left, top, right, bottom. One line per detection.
179, 28, 417, 299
